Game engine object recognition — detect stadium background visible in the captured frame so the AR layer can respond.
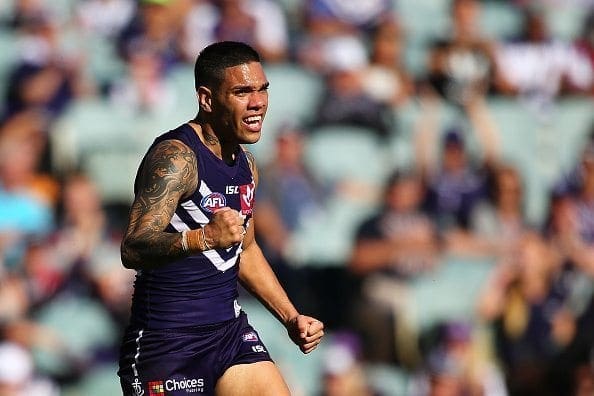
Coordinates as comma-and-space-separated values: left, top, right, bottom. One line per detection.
0, 0, 593, 395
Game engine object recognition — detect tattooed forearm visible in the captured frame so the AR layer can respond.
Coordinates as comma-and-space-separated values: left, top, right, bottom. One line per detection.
121, 140, 198, 269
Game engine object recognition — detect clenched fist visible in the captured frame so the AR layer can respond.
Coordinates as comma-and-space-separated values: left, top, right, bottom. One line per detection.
204, 207, 246, 249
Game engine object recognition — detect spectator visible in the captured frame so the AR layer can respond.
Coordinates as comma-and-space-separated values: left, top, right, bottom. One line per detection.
255, 124, 327, 302
296, 0, 391, 72
448, 163, 529, 259
50, 174, 132, 325
319, 332, 377, 396
108, 41, 177, 115
495, 7, 593, 108
547, 139, 594, 273
0, 174, 133, 382
310, 35, 393, 138
361, 18, 415, 108
2, 1, 92, 121
0, 113, 56, 268
422, 128, 487, 231
75, 0, 136, 39
181, 0, 288, 64
409, 321, 508, 396
571, 149, 594, 247
478, 232, 581, 395
118, 0, 184, 73
415, 95, 500, 235
426, 0, 498, 105
256, 125, 326, 257
0, 111, 58, 205
0, 243, 70, 386
302, 0, 392, 36
541, 187, 594, 393
214, 0, 288, 63
179, 0, 218, 62
554, 128, 594, 198
348, 170, 438, 365
545, 188, 594, 278
3, 61, 77, 122
350, 170, 438, 278
0, 341, 59, 396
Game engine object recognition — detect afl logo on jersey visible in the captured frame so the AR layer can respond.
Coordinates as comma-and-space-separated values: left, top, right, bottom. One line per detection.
200, 192, 226, 213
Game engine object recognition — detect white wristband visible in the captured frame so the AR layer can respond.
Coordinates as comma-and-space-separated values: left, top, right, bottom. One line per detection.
181, 230, 189, 252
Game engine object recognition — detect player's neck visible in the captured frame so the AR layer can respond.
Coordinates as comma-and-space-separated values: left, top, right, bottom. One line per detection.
189, 118, 239, 165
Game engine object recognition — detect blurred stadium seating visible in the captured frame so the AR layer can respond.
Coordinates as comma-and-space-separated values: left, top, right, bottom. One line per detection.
2, 0, 594, 394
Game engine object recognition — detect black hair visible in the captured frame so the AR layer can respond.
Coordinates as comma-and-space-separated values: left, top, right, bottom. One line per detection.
194, 41, 261, 91
382, 168, 422, 197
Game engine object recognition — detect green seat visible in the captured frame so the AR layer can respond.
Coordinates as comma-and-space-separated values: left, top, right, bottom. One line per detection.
252, 63, 323, 163
50, 99, 136, 171
286, 195, 376, 266
0, 29, 19, 101
390, 100, 465, 169
84, 150, 140, 204
545, 4, 586, 40
86, 36, 127, 86
396, 0, 450, 45
166, 64, 201, 120
32, 295, 118, 377
410, 255, 495, 332
51, 99, 170, 165
305, 125, 390, 186
0, 0, 14, 18
62, 364, 121, 396
486, 97, 594, 225
396, 0, 450, 76
365, 364, 410, 396
480, 1, 523, 40
550, 98, 594, 172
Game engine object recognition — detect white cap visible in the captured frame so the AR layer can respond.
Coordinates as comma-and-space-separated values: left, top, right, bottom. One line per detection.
322, 35, 368, 72
0, 342, 33, 385
323, 343, 356, 375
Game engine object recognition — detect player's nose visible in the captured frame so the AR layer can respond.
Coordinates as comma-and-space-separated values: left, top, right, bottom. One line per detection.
248, 91, 267, 110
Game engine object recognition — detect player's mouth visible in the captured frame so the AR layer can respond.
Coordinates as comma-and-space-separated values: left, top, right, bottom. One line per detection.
242, 115, 263, 133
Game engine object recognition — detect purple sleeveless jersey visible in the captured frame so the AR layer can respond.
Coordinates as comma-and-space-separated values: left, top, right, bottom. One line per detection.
129, 123, 256, 329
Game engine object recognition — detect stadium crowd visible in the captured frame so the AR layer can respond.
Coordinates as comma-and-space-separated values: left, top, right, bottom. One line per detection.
0, 0, 593, 395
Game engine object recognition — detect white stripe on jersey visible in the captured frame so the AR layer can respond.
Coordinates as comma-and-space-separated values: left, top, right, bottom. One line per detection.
170, 213, 190, 231
169, 180, 241, 272
181, 200, 209, 225
199, 180, 211, 197
132, 329, 144, 377
203, 247, 241, 272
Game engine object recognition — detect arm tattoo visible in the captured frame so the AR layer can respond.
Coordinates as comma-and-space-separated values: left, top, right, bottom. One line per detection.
121, 140, 198, 269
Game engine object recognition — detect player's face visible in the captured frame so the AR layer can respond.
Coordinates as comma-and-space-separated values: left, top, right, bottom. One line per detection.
214, 62, 269, 144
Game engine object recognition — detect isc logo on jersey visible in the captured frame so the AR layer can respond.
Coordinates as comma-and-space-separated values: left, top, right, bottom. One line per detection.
200, 192, 226, 213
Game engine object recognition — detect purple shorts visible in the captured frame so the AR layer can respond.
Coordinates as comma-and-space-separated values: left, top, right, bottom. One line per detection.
118, 312, 272, 395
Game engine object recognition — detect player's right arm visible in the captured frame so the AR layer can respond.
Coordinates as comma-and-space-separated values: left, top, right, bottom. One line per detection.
120, 139, 198, 270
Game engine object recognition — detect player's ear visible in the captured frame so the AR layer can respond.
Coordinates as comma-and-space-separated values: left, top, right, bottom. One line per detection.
197, 86, 212, 113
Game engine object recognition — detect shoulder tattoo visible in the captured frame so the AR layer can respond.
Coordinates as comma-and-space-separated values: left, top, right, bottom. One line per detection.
132, 140, 197, 230
244, 150, 257, 175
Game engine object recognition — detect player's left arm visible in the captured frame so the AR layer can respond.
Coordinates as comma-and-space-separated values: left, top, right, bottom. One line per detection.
238, 150, 324, 354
